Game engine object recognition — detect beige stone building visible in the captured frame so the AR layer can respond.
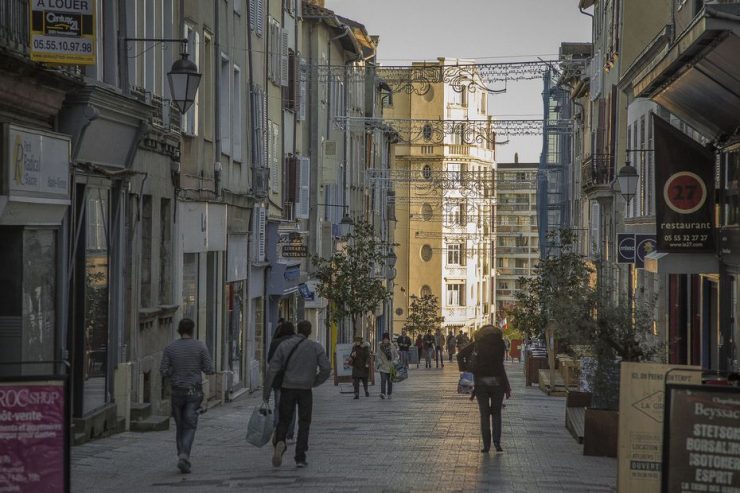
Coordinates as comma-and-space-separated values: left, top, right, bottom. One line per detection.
387, 58, 496, 337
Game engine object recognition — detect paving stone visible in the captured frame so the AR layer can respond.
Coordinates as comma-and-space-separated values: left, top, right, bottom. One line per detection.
71, 361, 616, 492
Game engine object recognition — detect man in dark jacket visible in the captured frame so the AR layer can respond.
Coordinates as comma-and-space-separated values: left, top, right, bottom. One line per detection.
422, 330, 435, 368
350, 336, 371, 398
263, 320, 330, 468
472, 325, 512, 453
396, 330, 412, 369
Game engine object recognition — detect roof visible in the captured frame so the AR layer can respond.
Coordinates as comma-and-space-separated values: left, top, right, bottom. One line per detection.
496, 162, 539, 170
302, 1, 364, 59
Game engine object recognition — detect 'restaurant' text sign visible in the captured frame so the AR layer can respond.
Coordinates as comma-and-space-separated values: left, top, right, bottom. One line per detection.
654, 115, 715, 253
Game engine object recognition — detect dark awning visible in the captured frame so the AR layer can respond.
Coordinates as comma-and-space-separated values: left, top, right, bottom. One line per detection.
634, 5, 740, 139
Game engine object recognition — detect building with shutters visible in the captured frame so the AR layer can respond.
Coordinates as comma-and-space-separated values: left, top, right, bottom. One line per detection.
388, 59, 496, 338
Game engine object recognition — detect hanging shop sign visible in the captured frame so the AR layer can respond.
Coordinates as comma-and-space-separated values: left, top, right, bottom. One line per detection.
662, 384, 740, 493
29, 0, 96, 65
654, 115, 715, 253
635, 235, 657, 269
617, 233, 636, 264
0, 377, 68, 493
616, 233, 656, 268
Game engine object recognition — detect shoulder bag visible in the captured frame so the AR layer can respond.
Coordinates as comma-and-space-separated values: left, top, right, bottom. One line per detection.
272, 338, 306, 389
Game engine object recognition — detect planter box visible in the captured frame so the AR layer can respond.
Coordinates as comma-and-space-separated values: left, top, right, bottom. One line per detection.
583, 408, 618, 457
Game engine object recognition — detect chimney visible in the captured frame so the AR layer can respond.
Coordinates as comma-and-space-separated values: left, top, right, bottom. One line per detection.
306, 0, 325, 6
514, 152, 519, 163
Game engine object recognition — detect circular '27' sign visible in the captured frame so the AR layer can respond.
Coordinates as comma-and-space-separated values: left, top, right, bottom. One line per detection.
663, 171, 707, 214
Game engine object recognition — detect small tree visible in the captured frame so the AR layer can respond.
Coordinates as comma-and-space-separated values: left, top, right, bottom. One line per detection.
403, 294, 444, 337
312, 220, 391, 337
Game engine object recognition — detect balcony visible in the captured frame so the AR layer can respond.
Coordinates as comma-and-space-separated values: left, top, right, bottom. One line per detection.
0, 1, 28, 56
581, 153, 613, 196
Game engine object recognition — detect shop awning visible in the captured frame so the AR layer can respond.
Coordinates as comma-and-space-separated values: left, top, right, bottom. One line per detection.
644, 251, 718, 275
633, 4, 740, 139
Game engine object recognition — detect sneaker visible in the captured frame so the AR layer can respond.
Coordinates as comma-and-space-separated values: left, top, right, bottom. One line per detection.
365, 391, 370, 397
296, 461, 308, 468
387, 395, 392, 400
379, 393, 385, 399
353, 395, 359, 400
177, 458, 191, 474
272, 441, 286, 467
494, 444, 503, 452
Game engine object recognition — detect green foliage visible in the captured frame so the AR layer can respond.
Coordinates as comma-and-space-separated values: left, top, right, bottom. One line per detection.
402, 294, 444, 337
311, 220, 392, 336
508, 229, 662, 409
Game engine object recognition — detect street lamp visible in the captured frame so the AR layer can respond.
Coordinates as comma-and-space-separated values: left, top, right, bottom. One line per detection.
616, 155, 639, 204
125, 38, 202, 114
168, 52, 202, 114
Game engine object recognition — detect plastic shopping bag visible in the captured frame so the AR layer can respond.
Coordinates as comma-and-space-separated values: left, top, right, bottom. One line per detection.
391, 361, 408, 383
246, 402, 273, 447
457, 371, 475, 394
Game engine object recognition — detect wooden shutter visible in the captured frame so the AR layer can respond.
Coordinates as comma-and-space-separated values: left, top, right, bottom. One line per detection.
256, 0, 264, 36
285, 156, 298, 203
249, 0, 256, 30
280, 29, 289, 87
257, 207, 266, 261
297, 58, 306, 121
296, 157, 310, 219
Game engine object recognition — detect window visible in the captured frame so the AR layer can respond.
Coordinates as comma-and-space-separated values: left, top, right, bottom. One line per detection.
446, 283, 465, 306
420, 245, 433, 262
422, 164, 432, 179
268, 120, 280, 194
220, 54, 231, 154
422, 124, 433, 141
421, 203, 433, 221
283, 50, 297, 110
448, 163, 461, 185
421, 285, 432, 297
268, 18, 287, 86
203, 33, 213, 139
141, 195, 152, 307
447, 243, 461, 265
159, 198, 172, 305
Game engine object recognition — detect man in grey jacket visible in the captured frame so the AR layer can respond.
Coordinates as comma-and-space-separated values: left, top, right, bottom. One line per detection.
263, 320, 330, 468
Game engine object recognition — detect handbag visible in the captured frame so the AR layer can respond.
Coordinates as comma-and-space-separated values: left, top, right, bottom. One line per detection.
272, 338, 306, 389
245, 402, 273, 447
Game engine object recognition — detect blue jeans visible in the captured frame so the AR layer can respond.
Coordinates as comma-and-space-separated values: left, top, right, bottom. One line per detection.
380, 372, 392, 395
171, 390, 202, 459
425, 348, 434, 367
399, 350, 410, 368
475, 385, 505, 450
275, 388, 312, 463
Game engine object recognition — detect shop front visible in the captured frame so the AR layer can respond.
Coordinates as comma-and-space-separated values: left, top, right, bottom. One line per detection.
0, 125, 71, 377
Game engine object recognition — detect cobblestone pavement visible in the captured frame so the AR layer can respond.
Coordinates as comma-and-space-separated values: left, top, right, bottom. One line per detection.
72, 360, 616, 492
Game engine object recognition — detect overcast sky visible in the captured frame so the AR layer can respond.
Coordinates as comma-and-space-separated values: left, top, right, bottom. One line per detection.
325, 0, 592, 162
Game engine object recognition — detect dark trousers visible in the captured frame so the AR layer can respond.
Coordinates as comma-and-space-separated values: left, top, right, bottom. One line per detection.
380, 372, 392, 395
475, 385, 505, 450
353, 377, 368, 395
425, 348, 433, 367
448, 348, 455, 362
435, 347, 444, 367
275, 388, 312, 462
171, 390, 202, 459
273, 388, 296, 437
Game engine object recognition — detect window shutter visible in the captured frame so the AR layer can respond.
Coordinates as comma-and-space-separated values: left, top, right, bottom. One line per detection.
256, 0, 264, 36
298, 58, 306, 121
280, 29, 289, 87
461, 242, 467, 266
249, 0, 256, 30
286, 156, 298, 203
257, 207, 266, 261
296, 157, 310, 219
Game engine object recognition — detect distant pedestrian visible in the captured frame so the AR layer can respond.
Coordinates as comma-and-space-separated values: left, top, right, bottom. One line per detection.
471, 325, 511, 454
159, 318, 215, 474
434, 328, 445, 368
423, 330, 435, 368
397, 330, 412, 369
263, 320, 330, 468
446, 330, 456, 362
350, 336, 371, 399
376, 333, 399, 399
455, 331, 465, 352
268, 321, 297, 441
415, 334, 424, 368
503, 336, 511, 362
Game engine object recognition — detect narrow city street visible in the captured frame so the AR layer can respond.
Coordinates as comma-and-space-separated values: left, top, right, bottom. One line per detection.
71, 362, 616, 492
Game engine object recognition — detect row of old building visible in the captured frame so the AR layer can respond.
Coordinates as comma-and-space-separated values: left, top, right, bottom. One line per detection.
540, 0, 739, 373
0, 0, 397, 441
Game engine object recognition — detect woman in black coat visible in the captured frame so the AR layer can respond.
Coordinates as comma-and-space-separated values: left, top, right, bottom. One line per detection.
472, 325, 512, 453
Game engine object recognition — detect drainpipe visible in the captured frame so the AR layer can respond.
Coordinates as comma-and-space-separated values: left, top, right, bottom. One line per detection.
214, 0, 221, 191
